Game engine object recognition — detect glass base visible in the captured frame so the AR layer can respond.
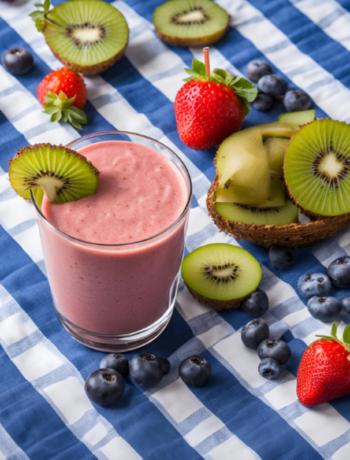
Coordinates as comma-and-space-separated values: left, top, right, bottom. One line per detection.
56, 308, 174, 352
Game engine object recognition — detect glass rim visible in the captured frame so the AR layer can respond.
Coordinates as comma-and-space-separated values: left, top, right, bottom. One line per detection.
31, 130, 193, 248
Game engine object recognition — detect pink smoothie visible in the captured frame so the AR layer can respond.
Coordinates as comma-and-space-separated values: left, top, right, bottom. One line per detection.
40, 141, 189, 336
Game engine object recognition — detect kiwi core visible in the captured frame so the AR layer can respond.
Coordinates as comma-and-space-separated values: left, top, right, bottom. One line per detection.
67, 24, 106, 48
172, 8, 208, 24
204, 263, 239, 283
314, 150, 349, 185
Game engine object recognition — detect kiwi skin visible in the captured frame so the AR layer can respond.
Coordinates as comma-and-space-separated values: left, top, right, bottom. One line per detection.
185, 283, 250, 310
9, 143, 100, 200
43, 25, 128, 76
207, 175, 350, 248
154, 25, 228, 48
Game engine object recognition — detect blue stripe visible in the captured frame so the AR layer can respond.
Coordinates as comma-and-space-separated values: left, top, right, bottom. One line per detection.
0, 347, 94, 460
0, 225, 201, 460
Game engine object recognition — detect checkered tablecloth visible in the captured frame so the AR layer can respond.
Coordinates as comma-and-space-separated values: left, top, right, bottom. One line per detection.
1, 0, 350, 458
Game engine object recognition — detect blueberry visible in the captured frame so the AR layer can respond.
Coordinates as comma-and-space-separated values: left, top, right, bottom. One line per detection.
2, 48, 34, 75
241, 288, 269, 317
283, 90, 312, 112
298, 273, 331, 298
84, 369, 124, 406
159, 357, 170, 375
269, 247, 294, 270
307, 296, 341, 322
328, 256, 350, 288
258, 358, 281, 380
340, 297, 350, 324
129, 353, 163, 388
257, 339, 291, 364
258, 75, 288, 97
252, 92, 273, 112
100, 353, 129, 378
246, 60, 274, 83
241, 319, 269, 350
179, 355, 211, 387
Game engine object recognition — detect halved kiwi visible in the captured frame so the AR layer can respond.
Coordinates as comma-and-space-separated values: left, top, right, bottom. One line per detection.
284, 119, 350, 217
9, 143, 99, 203
153, 0, 229, 47
42, 1, 129, 75
181, 243, 262, 310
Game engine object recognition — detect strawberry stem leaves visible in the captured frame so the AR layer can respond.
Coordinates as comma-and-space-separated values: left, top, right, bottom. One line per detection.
29, 0, 51, 32
43, 91, 87, 130
315, 321, 350, 353
183, 58, 258, 116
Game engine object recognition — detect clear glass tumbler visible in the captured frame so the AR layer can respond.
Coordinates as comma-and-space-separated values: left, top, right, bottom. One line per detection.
31, 131, 192, 352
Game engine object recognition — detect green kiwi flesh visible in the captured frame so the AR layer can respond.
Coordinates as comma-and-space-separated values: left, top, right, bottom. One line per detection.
278, 110, 315, 126
44, 1, 129, 75
264, 137, 289, 178
9, 144, 99, 203
215, 199, 299, 226
214, 178, 286, 208
153, 0, 229, 47
285, 119, 350, 217
181, 244, 261, 302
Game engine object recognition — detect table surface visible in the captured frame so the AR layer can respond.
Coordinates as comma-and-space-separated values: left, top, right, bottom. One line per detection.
1, 0, 350, 459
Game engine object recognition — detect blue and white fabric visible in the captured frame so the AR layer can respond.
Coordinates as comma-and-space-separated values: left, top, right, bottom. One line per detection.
1, 0, 350, 458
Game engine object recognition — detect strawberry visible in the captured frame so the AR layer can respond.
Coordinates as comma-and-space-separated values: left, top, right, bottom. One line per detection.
297, 322, 350, 407
37, 67, 87, 129
174, 58, 257, 151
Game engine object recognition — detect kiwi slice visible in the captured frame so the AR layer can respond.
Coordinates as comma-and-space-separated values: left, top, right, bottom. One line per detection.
284, 119, 350, 217
181, 243, 262, 309
34, 1, 129, 75
264, 137, 289, 178
278, 110, 315, 126
153, 0, 229, 47
215, 199, 299, 226
214, 178, 286, 208
9, 144, 99, 203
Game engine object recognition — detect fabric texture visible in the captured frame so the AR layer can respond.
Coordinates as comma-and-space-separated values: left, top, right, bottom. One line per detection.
1, 0, 350, 458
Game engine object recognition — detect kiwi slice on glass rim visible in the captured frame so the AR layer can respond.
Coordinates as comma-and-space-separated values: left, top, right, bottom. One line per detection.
181, 244, 262, 310
30, 0, 129, 75
9, 144, 99, 203
284, 119, 350, 217
153, 0, 229, 47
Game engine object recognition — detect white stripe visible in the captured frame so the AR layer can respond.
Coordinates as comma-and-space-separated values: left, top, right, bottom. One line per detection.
216, 0, 350, 122
333, 441, 350, 460
289, 0, 350, 51
208, 434, 260, 460
294, 404, 350, 446
184, 415, 225, 447
0, 285, 141, 460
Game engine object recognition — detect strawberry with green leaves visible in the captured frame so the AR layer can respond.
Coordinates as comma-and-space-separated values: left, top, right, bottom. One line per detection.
37, 67, 87, 130
174, 58, 257, 151
297, 322, 350, 407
